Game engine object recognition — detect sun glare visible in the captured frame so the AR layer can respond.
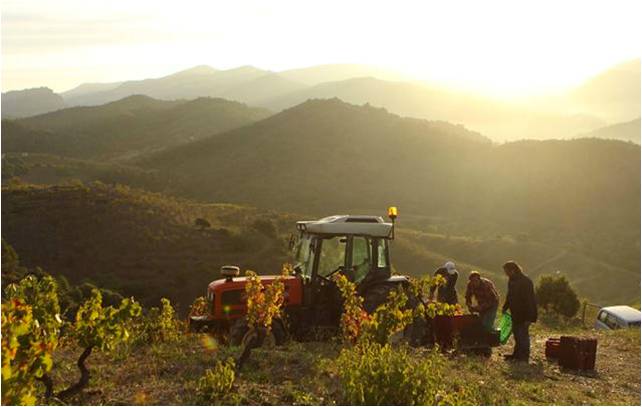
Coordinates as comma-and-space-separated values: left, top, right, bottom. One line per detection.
1, 0, 640, 96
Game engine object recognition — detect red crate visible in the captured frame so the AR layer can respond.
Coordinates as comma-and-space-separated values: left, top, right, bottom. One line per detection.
559, 336, 597, 370
545, 337, 560, 359
433, 314, 480, 349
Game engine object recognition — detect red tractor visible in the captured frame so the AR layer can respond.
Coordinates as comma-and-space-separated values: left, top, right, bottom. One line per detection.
189, 208, 424, 343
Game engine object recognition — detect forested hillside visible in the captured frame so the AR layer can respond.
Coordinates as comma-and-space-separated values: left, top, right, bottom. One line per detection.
2, 95, 270, 160
143, 99, 640, 249
1, 183, 292, 309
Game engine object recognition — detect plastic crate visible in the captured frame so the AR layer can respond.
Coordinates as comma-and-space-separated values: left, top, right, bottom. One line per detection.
558, 336, 597, 370
545, 337, 560, 359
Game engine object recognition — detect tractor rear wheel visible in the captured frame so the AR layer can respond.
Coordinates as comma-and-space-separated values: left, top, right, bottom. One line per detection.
363, 284, 396, 314
363, 283, 428, 346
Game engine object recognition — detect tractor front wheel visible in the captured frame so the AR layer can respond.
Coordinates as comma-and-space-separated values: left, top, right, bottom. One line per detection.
229, 317, 288, 347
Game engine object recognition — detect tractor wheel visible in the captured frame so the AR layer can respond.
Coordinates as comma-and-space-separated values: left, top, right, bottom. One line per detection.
363, 284, 428, 346
229, 318, 249, 346
229, 317, 288, 347
403, 293, 429, 347
188, 318, 208, 333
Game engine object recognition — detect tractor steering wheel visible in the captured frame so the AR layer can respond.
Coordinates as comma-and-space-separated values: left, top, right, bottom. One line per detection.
317, 265, 344, 283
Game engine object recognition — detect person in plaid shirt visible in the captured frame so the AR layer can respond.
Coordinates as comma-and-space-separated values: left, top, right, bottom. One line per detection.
465, 271, 500, 331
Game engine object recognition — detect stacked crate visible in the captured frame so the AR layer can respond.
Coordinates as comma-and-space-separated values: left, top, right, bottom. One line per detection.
545, 337, 560, 359
545, 336, 597, 370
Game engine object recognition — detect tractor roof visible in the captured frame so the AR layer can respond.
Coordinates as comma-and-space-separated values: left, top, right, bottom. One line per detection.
297, 215, 393, 238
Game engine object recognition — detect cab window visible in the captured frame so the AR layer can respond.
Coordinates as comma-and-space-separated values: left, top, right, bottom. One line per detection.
294, 234, 314, 278
317, 236, 346, 277
351, 237, 371, 283
376, 239, 389, 268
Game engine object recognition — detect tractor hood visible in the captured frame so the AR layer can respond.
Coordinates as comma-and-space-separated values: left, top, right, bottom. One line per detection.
208, 274, 298, 290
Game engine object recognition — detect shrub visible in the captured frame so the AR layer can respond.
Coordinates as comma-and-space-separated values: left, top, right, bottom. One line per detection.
334, 274, 371, 343
188, 296, 208, 318
245, 266, 288, 333
536, 274, 580, 318
335, 274, 459, 345
145, 298, 181, 343
59, 289, 141, 398
196, 358, 236, 403
1, 275, 62, 404
335, 343, 466, 405
363, 287, 416, 345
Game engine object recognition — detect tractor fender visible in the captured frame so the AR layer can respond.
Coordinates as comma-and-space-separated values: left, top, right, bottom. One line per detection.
384, 275, 410, 285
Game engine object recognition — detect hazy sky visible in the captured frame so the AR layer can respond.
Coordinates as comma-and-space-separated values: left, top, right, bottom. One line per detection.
1, 0, 640, 96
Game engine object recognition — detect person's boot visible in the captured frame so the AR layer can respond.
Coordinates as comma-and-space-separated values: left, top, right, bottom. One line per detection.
516, 355, 529, 363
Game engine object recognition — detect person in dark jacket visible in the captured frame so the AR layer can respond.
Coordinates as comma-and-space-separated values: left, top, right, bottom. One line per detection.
429, 261, 459, 305
502, 260, 537, 362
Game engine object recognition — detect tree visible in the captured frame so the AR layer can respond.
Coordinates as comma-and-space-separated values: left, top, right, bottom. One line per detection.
195, 218, 211, 231
536, 274, 580, 318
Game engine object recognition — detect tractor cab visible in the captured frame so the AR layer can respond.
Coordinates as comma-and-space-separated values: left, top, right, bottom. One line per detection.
291, 214, 394, 288
285, 211, 407, 332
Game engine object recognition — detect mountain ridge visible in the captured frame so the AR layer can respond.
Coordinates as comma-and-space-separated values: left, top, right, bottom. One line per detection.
2, 95, 271, 160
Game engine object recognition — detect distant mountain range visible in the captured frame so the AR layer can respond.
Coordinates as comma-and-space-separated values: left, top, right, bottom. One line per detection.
1, 87, 65, 118
579, 118, 641, 144
2, 95, 270, 160
2, 61, 639, 142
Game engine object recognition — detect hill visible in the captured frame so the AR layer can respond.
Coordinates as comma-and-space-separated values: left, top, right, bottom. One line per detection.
1, 153, 169, 193
260, 77, 607, 141
570, 59, 641, 123
578, 118, 641, 144
143, 98, 639, 234
61, 82, 123, 100
0, 183, 292, 309
2, 95, 271, 161
279, 63, 407, 85
141, 98, 492, 216
1, 87, 65, 118
61, 66, 284, 107
394, 228, 639, 305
